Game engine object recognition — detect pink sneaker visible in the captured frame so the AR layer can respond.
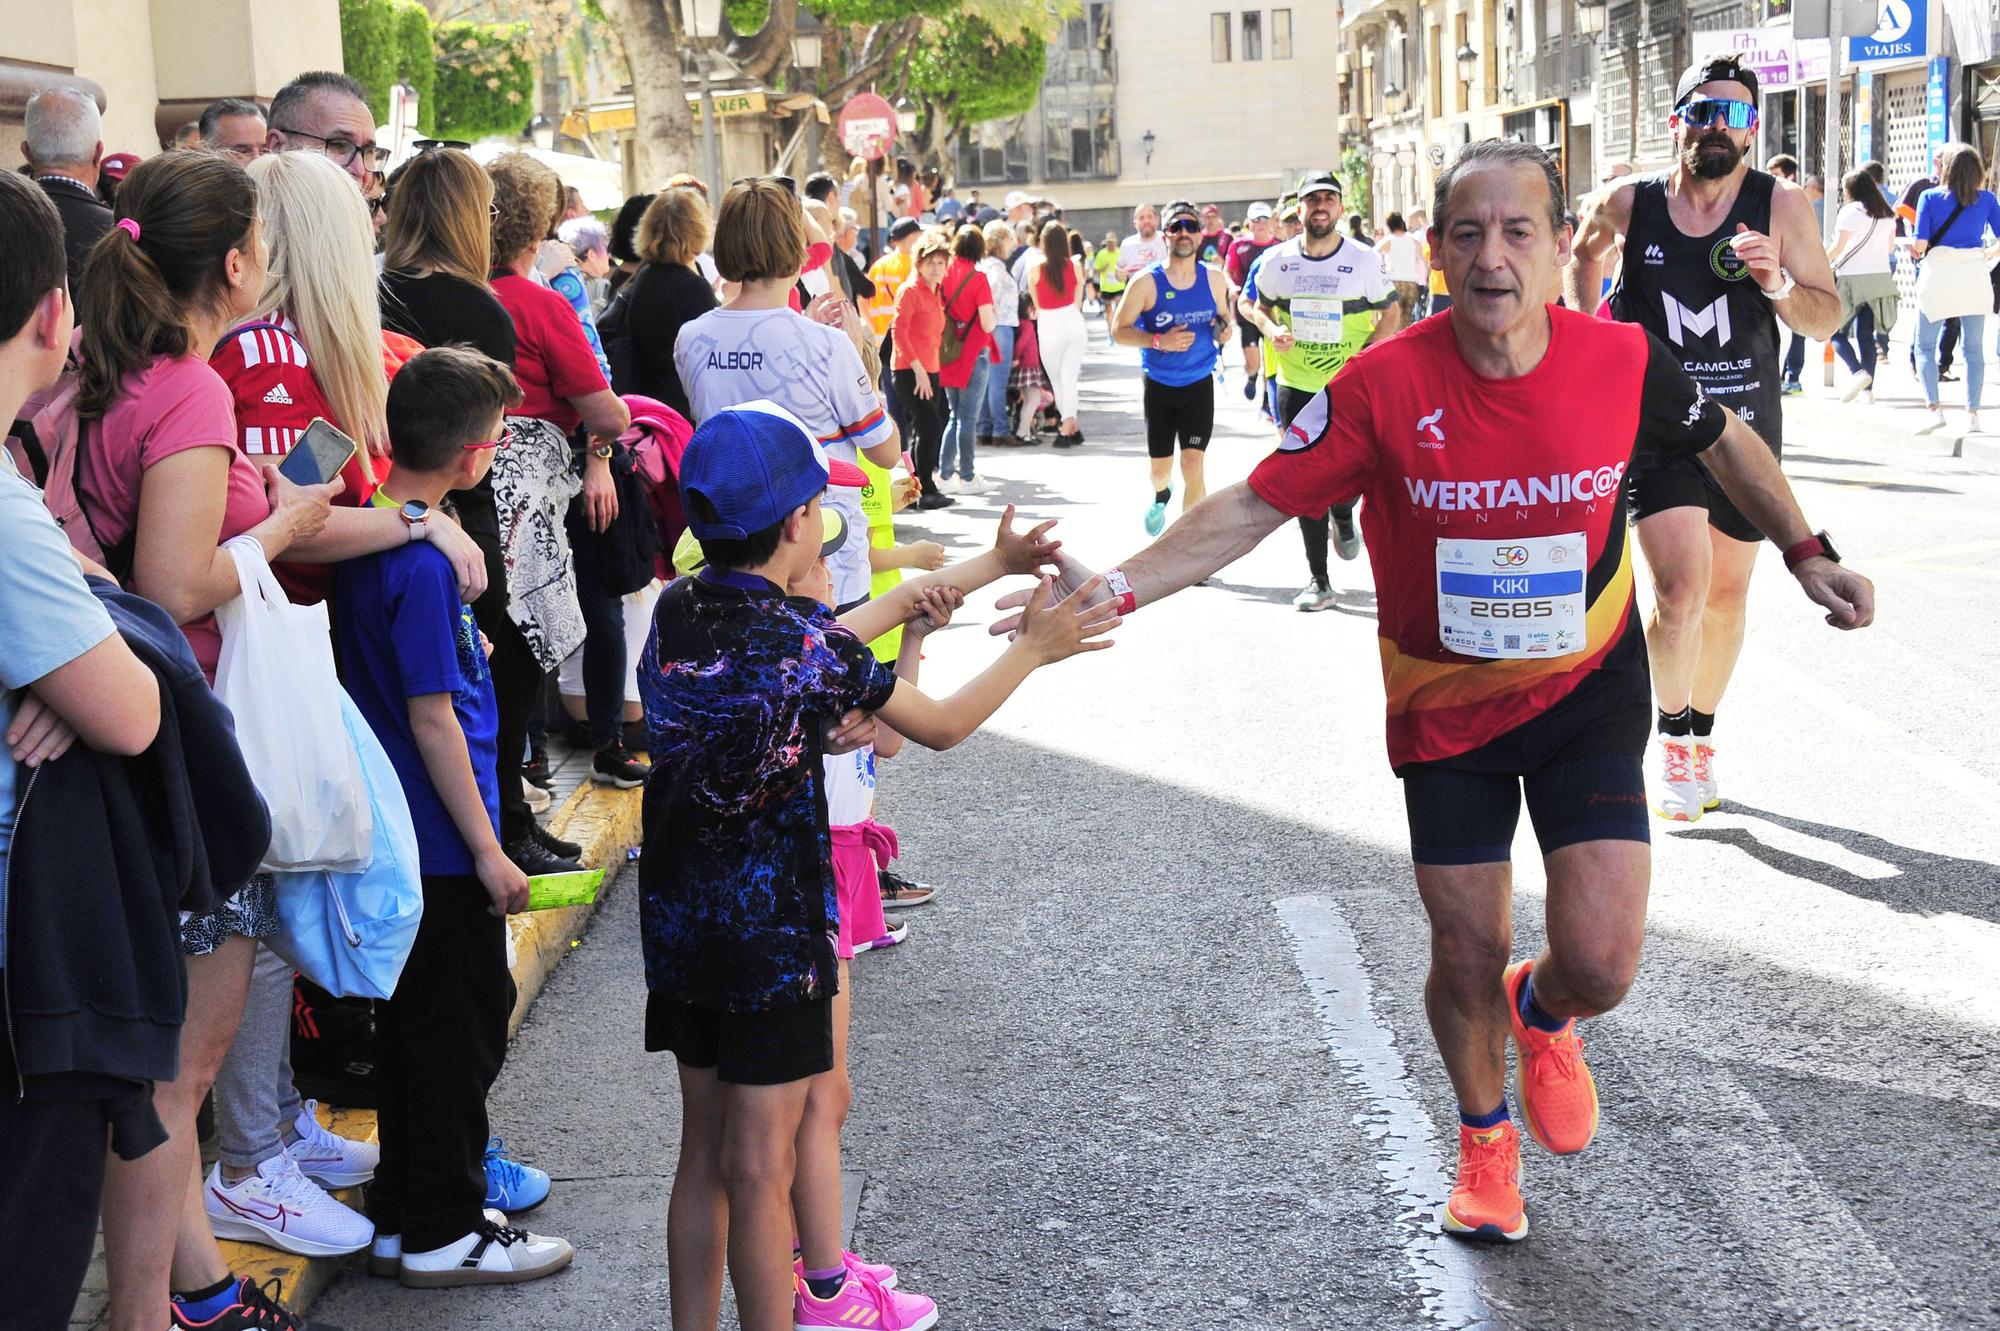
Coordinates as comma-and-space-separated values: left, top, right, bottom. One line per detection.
794, 1249, 898, 1290
794, 1268, 937, 1330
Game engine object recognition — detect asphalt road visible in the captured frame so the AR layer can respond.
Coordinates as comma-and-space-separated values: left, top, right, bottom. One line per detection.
317, 321, 2000, 1331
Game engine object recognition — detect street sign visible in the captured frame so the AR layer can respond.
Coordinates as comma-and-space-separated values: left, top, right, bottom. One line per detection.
1690, 27, 1798, 89
1847, 0, 1927, 64
838, 93, 897, 162
1792, 0, 1877, 41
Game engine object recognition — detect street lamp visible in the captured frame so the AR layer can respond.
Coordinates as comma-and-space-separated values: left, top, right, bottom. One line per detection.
792, 17, 822, 72
1575, 0, 1607, 42
1141, 128, 1156, 166
1456, 41, 1479, 86
527, 113, 556, 152
894, 97, 918, 134
1383, 81, 1408, 116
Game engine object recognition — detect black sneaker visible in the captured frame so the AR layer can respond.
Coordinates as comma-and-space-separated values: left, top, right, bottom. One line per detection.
171, 1277, 341, 1330
521, 747, 554, 791
529, 822, 582, 861
591, 744, 648, 789
916, 490, 956, 510
505, 837, 583, 877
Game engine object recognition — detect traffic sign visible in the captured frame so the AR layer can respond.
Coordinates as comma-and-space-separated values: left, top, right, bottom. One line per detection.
839, 93, 897, 162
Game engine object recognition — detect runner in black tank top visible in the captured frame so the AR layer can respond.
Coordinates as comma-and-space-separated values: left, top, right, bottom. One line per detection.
1611, 167, 1783, 542
1565, 54, 1842, 825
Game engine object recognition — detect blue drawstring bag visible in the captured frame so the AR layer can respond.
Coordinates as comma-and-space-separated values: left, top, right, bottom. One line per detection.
268, 694, 424, 998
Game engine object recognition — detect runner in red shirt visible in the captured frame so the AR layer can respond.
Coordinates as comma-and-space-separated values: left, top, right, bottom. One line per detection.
993, 140, 1875, 1243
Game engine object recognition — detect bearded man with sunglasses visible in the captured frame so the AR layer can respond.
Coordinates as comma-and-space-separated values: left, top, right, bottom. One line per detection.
1566, 57, 1840, 823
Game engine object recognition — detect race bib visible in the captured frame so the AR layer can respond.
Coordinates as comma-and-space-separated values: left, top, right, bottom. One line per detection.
1436, 534, 1587, 659
1290, 296, 1343, 346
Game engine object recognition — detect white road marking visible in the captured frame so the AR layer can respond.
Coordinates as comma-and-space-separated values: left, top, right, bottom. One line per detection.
1621, 1049, 1944, 1331
1275, 895, 1505, 1331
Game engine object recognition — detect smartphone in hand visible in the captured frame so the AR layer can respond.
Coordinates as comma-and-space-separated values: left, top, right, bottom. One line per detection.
277, 417, 358, 488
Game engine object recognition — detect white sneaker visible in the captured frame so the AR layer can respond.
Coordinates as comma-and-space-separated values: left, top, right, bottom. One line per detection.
400, 1219, 575, 1288
522, 776, 552, 814
372, 1207, 509, 1278
957, 475, 994, 495
1840, 370, 1872, 403
935, 475, 960, 494
1915, 410, 1946, 436
205, 1155, 374, 1257
1650, 736, 1705, 823
1692, 740, 1720, 812
1292, 581, 1335, 612
285, 1099, 378, 1188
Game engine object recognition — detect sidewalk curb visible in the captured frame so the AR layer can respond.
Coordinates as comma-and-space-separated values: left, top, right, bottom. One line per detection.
205, 780, 644, 1322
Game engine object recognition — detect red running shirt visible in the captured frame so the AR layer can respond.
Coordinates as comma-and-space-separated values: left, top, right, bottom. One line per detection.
1248, 307, 1727, 770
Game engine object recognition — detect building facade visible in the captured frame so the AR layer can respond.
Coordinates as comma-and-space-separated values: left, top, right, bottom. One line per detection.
2, 0, 342, 166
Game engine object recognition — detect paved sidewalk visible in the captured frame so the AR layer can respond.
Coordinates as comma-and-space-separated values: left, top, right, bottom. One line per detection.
1787, 325, 1995, 465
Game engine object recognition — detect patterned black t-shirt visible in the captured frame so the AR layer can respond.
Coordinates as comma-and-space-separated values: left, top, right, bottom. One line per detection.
636, 570, 899, 1012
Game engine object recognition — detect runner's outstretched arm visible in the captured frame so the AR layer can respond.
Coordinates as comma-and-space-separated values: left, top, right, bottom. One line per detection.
1699, 411, 1876, 629
838, 505, 1059, 643
1561, 182, 1633, 313
988, 482, 1289, 635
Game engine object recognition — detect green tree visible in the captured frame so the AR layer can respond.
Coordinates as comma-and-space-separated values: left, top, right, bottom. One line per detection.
909, 12, 1043, 129
433, 20, 537, 141
338, 0, 396, 121
391, 0, 438, 134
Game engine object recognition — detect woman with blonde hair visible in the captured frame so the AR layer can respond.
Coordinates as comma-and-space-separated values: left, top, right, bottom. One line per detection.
622, 185, 719, 417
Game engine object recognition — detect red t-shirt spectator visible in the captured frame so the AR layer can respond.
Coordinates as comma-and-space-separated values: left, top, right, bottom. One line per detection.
210, 320, 379, 604
490, 272, 612, 431
1032, 255, 1081, 311
892, 279, 945, 373
938, 256, 993, 390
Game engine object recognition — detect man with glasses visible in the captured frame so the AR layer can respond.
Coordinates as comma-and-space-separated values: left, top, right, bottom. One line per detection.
199, 98, 268, 164
264, 70, 387, 187
1110, 200, 1234, 535
1240, 170, 1402, 611
1566, 56, 1839, 823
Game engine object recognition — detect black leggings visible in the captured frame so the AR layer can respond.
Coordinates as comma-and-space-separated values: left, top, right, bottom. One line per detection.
1276, 384, 1355, 584
466, 527, 539, 845
894, 366, 948, 492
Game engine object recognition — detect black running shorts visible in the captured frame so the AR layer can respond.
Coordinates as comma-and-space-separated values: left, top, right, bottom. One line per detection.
1239, 320, 1263, 350
646, 993, 834, 1085
1143, 376, 1216, 459
1400, 748, 1650, 866
1626, 444, 1773, 545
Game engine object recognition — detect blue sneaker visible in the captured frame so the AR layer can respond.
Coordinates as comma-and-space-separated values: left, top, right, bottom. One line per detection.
1780, 378, 1803, 397
483, 1136, 551, 1213
1144, 500, 1168, 536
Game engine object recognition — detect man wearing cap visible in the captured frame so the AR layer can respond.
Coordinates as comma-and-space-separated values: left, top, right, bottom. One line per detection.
1195, 204, 1231, 268
1111, 200, 1234, 536
1228, 203, 1282, 404
1241, 170, 1402, 611
1117, 203, 1169, 285
1566, 54, 1840, 823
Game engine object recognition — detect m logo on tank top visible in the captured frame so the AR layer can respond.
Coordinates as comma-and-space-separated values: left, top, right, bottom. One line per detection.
1661, 293, 1733, 348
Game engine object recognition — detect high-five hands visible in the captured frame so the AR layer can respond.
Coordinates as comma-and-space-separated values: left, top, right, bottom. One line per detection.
991, 504, 1062, 576
990, 549, 1105, 637
1011, 574, 1120, 663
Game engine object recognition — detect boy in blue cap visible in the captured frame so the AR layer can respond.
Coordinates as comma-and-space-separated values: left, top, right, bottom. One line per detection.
638, 399, 1115, 1331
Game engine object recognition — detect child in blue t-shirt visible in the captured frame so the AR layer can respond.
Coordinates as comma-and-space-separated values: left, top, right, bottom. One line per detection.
637, 400, 1119, 1331
334, 346, 574, 1289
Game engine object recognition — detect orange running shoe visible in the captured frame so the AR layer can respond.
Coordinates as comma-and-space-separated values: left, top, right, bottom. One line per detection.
1440, 1120, 1528, 1243
1503, 959, 1600, 1155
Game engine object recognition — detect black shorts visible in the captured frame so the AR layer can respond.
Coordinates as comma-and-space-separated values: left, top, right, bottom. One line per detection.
646, 993, 834, 1085
1143, 376, 1215, 459
1239, 320, 1262, 349
1401, 746, 1650, 866
1626, 445, 1774, 545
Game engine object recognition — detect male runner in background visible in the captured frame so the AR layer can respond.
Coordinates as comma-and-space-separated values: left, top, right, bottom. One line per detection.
1196, 204, 1231, 268
1117, 203, 1169, 285
1230, 203, 1282, 403
1241, 170, 1401, 611
995, 138, 1874, 1245
1112, 199, 1233, 535
1566, 56, 1839, 821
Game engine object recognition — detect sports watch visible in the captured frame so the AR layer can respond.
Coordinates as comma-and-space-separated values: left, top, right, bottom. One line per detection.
1761, 269, 1797, 302
1781, 530, 1838, 571
397, 498, 431, 542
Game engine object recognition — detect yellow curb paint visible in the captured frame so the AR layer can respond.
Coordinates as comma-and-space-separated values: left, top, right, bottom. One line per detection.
199, 781, 643, 1322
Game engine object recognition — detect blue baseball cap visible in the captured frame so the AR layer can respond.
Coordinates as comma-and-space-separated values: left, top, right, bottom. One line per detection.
678, 400, 866, 540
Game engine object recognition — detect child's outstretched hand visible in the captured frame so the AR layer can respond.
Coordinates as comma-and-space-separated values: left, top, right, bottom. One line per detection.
902, 539, 946, 571
1013, 575, 1119, 665
904, 585, 962, 640
992, 504, 1061, 576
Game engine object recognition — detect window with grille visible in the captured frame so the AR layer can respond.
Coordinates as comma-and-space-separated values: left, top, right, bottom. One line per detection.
1243, 12, 1264, 60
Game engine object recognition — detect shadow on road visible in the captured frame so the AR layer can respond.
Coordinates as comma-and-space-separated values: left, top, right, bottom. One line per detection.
1675, 803, 2000, 924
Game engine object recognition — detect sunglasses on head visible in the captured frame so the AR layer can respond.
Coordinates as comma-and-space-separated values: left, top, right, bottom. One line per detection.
1675, 98, 1757, 131
1164, 217, 1201, 234
464, 426, 515, 452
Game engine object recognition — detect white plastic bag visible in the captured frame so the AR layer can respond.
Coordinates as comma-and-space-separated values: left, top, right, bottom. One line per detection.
214, 535, 373, 872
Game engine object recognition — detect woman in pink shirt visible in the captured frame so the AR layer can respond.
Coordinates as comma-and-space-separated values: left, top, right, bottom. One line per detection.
73, 151, 484, 1330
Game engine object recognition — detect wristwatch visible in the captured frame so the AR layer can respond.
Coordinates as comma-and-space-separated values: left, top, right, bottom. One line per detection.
1781, 530, 1839, 571
1761, 269, 1797, 301
397, 498, 431, 543
591, 444, 614, 460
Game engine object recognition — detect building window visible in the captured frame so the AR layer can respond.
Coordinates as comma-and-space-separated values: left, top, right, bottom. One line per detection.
1429, 22, 1443, 119
1242, 11, 1263, 61
1272, 8, 1293, 58
1212, 13, 1231, 61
